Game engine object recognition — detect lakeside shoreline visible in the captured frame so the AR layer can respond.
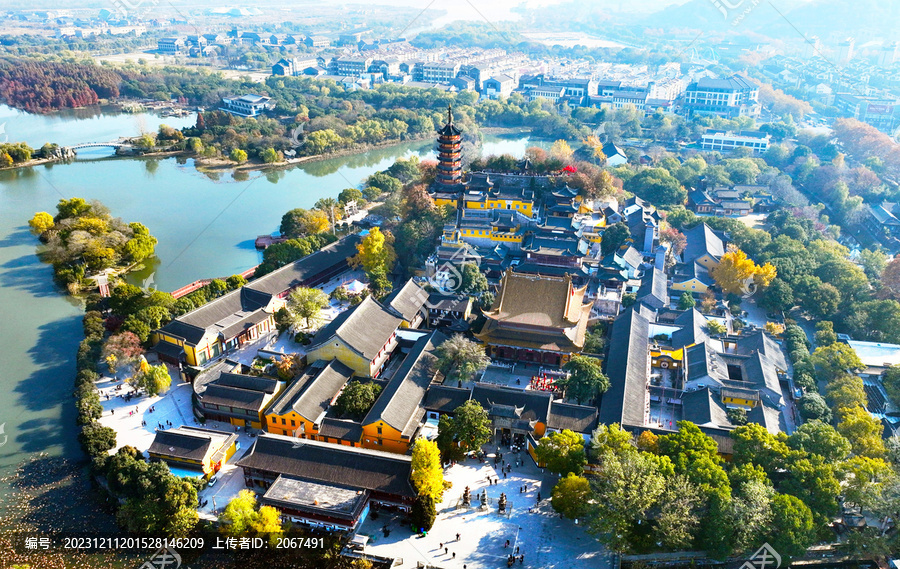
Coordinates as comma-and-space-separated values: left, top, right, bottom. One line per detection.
0, 100, 536, 172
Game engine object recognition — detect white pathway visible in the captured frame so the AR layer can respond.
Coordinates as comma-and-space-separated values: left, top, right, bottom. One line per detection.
359, 452, 614, 569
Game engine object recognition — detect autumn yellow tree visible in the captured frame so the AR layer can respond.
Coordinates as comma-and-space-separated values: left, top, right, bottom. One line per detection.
582, 135, 607, 165
410, 439, 444, 500
550, 139, 574, 163
301, 209, 330, 235
710, 247, 776, 295
352, 226, 396, 275
28, 211, 55, 235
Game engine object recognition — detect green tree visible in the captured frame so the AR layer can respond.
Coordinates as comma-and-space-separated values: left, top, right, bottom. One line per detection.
837, 405, 886, 459
858, 248, 887, 281
287, 287, 329, 329
656, 474, 703, 550
410, 494, 436, 531
561, 355, 609, 404
436, 414, 464, 463
551, 473, 591, 520
135, 305, 171, 330
435, 333, 489, 382
838, 456, 896, 510
79, 422, 116, 457
883, 365, 900, 406
601, 222, 631, 256
781, 455, 841, 525
338, 188, 364, 205
450, 400, 492, 455
459, 263, 488, 294
765, 494, 815, 561
130, 363, 171, 396
705, 320, 726, 335
365, 172, 402, 198
787, 420, 851, 463
122, 315, 152, 343
677, 292, 696, 310
109, 283, 146, 316
535, 429, 587, 476
590, 423, 637, 457
728, 478, 774, 552
259, 147, 279, 163
658, 421, 730, 497
726, 407, 748, 426
56, 197, 93, 219
760, 278, 794, 312
226, 274, 247, 290
732, 423, 791, 475
826, 373, 867, 411
221, 489, 259, 536
811, 342, 864, 382
410, 439, 444, 500
797, 392, 832, 423
587, 450, 667, 553
814, 321, 837, 347
333, 381, 382, 420
624, 167, 686, 207
123, 233, 158, 263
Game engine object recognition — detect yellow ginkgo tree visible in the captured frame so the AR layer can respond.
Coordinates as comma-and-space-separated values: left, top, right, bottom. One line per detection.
710, 246, 777, 296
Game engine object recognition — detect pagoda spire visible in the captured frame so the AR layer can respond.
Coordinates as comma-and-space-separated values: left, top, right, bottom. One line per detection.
436, 103, 463, 185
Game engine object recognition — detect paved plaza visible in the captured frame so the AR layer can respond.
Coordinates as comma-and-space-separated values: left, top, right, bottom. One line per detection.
358, 449, 614, 569
95, 360, 257, 518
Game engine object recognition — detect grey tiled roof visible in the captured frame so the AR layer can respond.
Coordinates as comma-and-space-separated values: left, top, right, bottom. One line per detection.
307, 296, 402, 360
213, 373, 279, 394
636, 268, 669, 310
682, 387, 730, 428
599, 306, 650, 427
266, 359, 354, 421
682, 223, 725, 264
363, 331, 445, 434
423, 385, 472, 413
383, 279, 428, 323
671, 309, 710, 349
471, 383, 552, 424
248, 234, 361, 296
547, 401, 599, 434
148, 426, 237, 463
236, 434, 415, 498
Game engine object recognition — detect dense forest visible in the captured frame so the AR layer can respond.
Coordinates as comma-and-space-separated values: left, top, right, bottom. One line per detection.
0, 57, 123, 112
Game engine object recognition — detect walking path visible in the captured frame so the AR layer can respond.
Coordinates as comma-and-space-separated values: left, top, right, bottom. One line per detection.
358, 448, 613, 569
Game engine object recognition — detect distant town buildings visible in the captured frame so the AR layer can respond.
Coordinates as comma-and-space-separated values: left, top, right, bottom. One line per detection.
220, 94, 275, 117
700, 130, 771, 154
682, 75, 761, 119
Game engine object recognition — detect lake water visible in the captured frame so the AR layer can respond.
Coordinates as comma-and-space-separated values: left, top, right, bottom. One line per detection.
0, 104, 536, 528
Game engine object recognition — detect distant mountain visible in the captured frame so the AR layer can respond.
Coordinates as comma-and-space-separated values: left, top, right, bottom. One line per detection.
755, 0, 900, 41
638, 0, 900, 42
636, 0, 799, 35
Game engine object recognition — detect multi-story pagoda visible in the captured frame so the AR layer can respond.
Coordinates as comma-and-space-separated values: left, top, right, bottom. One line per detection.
436, 104, 463, 186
